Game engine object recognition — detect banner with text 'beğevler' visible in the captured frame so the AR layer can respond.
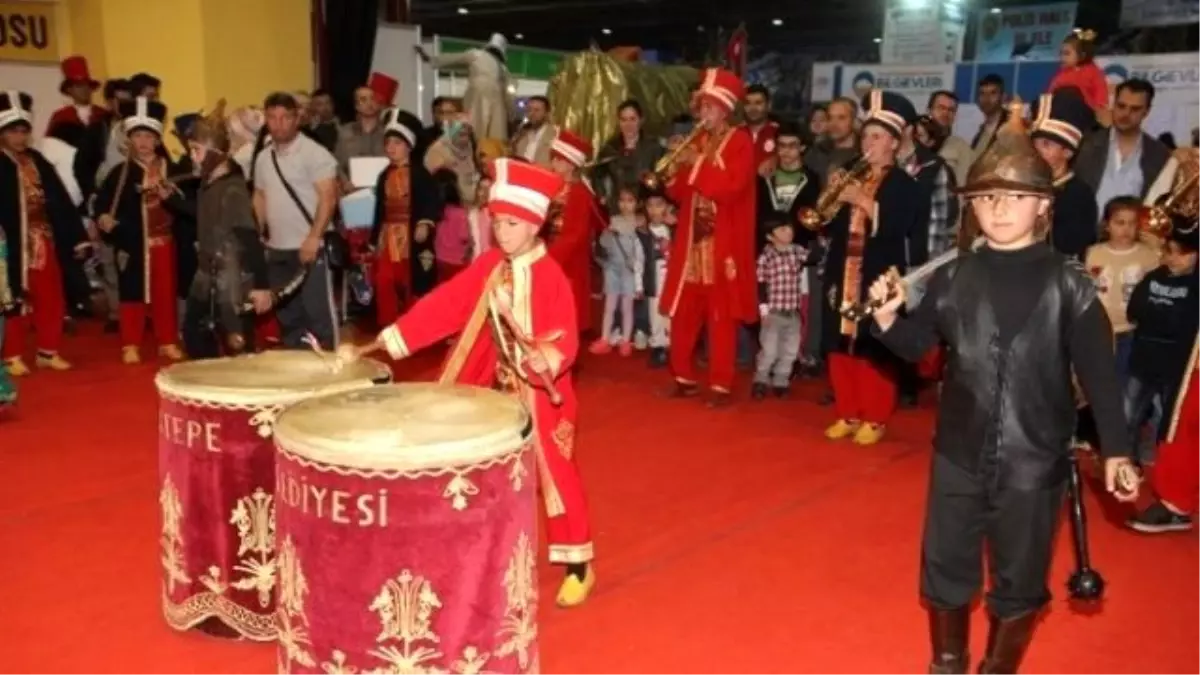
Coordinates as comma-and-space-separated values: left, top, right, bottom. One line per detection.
835, 64, 956, 112
0, 1, 58, 63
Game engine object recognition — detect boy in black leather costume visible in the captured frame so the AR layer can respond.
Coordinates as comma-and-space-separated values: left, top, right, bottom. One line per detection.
865, 104, 1140, 673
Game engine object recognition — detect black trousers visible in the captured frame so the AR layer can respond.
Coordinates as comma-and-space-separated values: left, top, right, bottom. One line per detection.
266, 249, 338, 350
182, 297, 256, 359
1123, 373, 1179, 464
921, 453, 1066, 619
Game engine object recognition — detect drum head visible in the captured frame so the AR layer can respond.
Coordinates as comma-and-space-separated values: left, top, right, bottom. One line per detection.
273, 384, 532, 472
155, 351, 392, 406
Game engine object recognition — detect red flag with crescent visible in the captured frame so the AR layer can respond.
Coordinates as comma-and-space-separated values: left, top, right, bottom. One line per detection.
726, 23, 748, 78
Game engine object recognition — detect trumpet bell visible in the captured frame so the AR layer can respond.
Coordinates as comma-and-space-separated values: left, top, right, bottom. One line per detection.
1139, 205, 1174, 239
797, 207, 823, 232
640, 170, 663, 191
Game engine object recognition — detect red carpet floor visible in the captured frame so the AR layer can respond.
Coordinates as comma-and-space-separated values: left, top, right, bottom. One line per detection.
1, 324, 1196, 673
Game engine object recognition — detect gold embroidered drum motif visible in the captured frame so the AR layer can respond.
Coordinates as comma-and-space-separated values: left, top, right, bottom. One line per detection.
271, 383, 538, 674
155, 351, 391, 641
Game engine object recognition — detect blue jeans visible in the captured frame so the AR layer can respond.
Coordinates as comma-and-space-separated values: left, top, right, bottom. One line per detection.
1123, 374, 1169, 464
1114, 332, 1134, 387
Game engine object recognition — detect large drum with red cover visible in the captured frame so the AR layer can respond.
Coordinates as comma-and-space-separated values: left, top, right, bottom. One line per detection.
272, 383, 539, 674
155, 351, 391, 641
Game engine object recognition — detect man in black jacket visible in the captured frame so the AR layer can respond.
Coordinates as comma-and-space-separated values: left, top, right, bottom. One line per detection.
866, 106, 1139, 673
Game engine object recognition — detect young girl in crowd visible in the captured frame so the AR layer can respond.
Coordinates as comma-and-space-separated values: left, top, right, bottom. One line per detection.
433, 169, 470, 282
468, 175, 493, 260
0, 227, 15, 410
591, 185, 644, 356
1086, 196, 1162, 382
1048, 30, 1109, 117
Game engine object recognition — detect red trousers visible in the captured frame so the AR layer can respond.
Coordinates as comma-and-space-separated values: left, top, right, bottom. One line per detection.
669, 282, 737, 392
828, 351, 897, 425
374, 257, 411, 328
1152, 371, 1199, 513
542, 438, 593, 564
2, 239, 65, 358
119, 241, 178, 347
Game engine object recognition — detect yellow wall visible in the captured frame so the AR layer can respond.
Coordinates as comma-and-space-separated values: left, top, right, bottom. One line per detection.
200, 0, 314, 110
48, 0, 313, 117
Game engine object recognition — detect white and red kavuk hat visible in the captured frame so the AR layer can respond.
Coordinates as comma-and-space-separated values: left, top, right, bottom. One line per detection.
697, 67, 745, 114
550, 128, 593, 168
487, 158, 565, 225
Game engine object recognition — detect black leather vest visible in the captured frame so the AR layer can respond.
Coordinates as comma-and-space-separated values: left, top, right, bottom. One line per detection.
932, 252, 1097, 489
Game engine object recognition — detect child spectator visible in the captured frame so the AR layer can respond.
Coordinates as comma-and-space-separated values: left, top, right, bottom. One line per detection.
753, 220, 808, 399
1085, 195, 1162, 381
1047, 30, 1109, 119
433, 169, 470, 282
634, 185, 673, 366
591, 185, 644, 356
1123, 217, 1199, 465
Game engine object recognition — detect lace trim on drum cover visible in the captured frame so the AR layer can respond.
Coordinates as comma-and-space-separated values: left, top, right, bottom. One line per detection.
160, 477, 278, 641
278, 445, 531, 513
161, 586, 278, 641
276, 532, 538, 674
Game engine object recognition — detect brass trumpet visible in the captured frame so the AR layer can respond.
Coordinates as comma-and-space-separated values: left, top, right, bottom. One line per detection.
799, 155, 872, 231
641, 124, 706, 191
1141, 171, 1198, 239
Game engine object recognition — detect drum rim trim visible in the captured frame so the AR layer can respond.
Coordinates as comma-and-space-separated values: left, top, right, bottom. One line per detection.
272, 384, 534, 473
154, 357, 392, 407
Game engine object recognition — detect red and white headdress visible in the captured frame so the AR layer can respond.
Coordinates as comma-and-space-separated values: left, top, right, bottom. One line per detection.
697, 67, 745, 114
487, 158, 565, 225
550, 129, 593, 168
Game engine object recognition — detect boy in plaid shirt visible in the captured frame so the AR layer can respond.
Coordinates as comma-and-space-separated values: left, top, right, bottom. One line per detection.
753, 220, 809, 399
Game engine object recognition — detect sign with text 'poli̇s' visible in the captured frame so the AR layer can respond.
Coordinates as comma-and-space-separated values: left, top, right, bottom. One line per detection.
836, 64, 956, 112
0, 1, 58, 63
974, 2, 1077, 63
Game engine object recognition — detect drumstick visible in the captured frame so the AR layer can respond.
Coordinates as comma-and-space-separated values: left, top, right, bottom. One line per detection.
490, 291, 564, 406
301, 332, 339, 372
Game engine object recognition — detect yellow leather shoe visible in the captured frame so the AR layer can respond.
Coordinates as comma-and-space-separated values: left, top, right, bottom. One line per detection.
4, 357, 30, 377
121, 345, 141, 365
852, 423, 886, 445
824, 418, 861, 440
556, 566, 596, 608
35, 353, 72, 371
159, 344, 185, 361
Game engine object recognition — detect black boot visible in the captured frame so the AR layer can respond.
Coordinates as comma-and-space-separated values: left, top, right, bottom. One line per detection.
978, 611, 1039, 673
928, 606, 970, 674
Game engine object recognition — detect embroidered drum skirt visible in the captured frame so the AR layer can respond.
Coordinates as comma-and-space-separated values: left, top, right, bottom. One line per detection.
272, 383, 538, 674
155, 351, 391, 640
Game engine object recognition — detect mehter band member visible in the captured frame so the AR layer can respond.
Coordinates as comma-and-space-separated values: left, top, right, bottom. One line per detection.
0, 91, 83, 376
341, 158, 597, 607
547, 128, 607, 334
94, 96, 188, 364
1031, 90, 1099, 260
179, 101, 274, 358
370, 108, 441, 327
661, 67, 758, 407
866, 106, 1138, 674
822, 90, 926, 445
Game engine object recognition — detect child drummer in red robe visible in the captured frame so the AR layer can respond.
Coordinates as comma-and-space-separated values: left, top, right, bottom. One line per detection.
338, 158, 597, 608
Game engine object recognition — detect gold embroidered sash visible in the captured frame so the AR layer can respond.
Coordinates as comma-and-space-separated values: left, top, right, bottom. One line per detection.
839, 168, 887, 337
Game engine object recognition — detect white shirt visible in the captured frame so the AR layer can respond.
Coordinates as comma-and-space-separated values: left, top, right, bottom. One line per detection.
74, 104, 91, 125
37, 136, 83, 207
